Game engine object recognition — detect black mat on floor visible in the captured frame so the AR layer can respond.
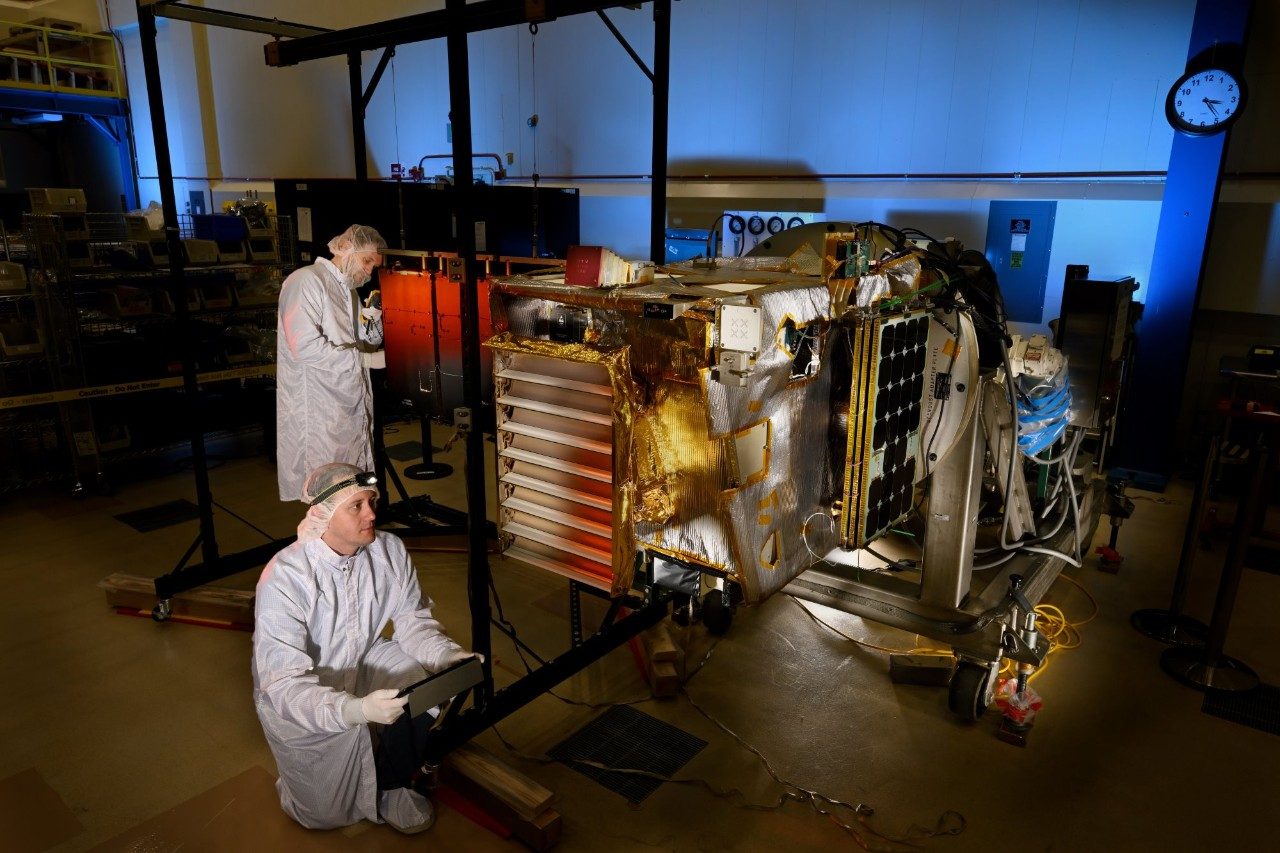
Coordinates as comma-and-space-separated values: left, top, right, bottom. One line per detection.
384, 440, 443, 461
1203, 683, 1280, 736
1246, 545, 1280, 575
114, 499, 201, 532
548, 705, 706, 803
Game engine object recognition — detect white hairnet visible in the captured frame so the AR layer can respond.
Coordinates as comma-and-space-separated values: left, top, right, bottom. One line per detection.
327, 225, 386, 287
327, 224, 386, 258
296, 462, 377, 543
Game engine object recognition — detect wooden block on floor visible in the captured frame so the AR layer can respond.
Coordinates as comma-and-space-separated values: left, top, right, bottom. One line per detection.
98, 573, 255, 626
648, 660, 680, 697
642, 621, 685, 681
643, 622, 680, 662
445, 743, 553, 822
443, 743, 560, 851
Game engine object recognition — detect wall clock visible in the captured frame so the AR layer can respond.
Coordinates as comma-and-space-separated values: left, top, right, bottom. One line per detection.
1165, 68, 1245, 135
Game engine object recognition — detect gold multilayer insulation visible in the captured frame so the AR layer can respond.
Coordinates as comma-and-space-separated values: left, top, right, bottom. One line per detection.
486, 334, 638, 597
487, 262, 838, 603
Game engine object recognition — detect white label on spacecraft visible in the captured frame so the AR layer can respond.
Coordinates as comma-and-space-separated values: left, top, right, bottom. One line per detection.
718, 304, 763, 353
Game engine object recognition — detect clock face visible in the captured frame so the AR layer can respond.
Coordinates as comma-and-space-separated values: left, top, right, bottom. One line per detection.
1167, 68, 1244, 134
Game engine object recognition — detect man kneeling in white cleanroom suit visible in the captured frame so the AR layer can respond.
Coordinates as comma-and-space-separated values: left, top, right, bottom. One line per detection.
252, 462, 481, 832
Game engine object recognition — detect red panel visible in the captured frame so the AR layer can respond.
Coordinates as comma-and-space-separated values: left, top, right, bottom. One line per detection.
379, 269, 438, 414
381, 269, 495, 419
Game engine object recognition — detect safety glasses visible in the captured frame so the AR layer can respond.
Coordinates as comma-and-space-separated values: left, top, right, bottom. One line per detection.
308, 471, 377, 507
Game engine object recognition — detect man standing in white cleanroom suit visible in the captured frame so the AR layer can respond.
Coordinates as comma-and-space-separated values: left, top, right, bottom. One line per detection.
276, 225, 387, 501
252, 462, 481, 833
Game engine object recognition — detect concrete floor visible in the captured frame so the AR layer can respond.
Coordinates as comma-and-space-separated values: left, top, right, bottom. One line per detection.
1, 429, 1277, 852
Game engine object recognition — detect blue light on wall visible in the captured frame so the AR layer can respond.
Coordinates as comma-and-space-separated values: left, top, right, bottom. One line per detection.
1114, 0, 1252, 486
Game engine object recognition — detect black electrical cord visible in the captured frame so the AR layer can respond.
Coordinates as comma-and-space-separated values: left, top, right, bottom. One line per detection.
488, 631, 966, 851
921, 315, 962, 480
704, 213, 747, 259
485, 571, 653, 709
861, 543, 916, 572
703, 214, 726, 259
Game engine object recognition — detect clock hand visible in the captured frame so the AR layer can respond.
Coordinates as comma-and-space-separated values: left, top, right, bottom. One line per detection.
1202, 97, 1220, 118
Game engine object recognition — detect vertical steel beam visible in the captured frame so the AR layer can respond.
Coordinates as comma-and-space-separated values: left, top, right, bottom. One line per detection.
445, 0, 493, 703
136, 2, 219, 567
1115, 0, 1251, 484
112, 115, 140, 210
649, 0, 670, 264
348, 51, 368, 182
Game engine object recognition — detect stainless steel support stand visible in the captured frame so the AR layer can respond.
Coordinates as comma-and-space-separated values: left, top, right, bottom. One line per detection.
1159, 444, 1266, 693
921, 391, 984, 608
1131, 438, 1215, 645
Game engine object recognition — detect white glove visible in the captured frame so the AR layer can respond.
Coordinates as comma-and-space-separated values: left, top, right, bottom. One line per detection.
341, 688, 407, 726
360, 306, 382, 324
438, 647, 485, 669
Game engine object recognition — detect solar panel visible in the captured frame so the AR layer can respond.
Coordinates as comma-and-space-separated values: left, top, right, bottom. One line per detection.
839, 313, 931, 546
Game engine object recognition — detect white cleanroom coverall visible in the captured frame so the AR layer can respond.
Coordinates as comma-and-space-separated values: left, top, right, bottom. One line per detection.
251, 532, 463, 830
276, 256, 383, 500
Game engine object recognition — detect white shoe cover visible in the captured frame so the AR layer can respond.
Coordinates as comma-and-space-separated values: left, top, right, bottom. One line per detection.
378, 787, 435, 834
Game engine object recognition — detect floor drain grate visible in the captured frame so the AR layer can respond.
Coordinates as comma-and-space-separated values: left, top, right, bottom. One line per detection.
1203, 683, 1280, 736
113, 499, 201, 533
548, 705, 706, 803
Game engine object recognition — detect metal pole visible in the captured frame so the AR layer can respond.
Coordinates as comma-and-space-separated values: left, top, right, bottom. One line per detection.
421, 595, 670, 764
1131, 437, 1216, 644
1159, 444, 1266, 693
137, 2, 219, 567
1202, 445, 1266, 658
446, 0, 493, 702
649, 0, 670, 264
348, 51, 368, 182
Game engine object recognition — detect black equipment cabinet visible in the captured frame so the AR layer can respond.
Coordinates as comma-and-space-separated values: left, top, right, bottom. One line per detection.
273, 179, 580, 261
1054, 274, 1141, 470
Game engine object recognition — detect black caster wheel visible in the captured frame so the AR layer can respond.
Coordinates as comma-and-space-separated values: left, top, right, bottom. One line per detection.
948, 661, 995, 722
152, 599, 172, 623
702, 590, 734, 636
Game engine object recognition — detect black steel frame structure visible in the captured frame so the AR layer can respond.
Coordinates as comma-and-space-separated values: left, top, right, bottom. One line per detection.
136, 0, 674, 750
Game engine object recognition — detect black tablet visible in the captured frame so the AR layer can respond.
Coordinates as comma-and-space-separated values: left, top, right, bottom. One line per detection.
397, 656, 484, 718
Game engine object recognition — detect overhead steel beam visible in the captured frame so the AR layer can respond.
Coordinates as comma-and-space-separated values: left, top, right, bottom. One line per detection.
152, 2, 329, 39
361, 46, 396, 111
83, 115, 120, 144
265, 0, 644, 67
596, 9, 651, 81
